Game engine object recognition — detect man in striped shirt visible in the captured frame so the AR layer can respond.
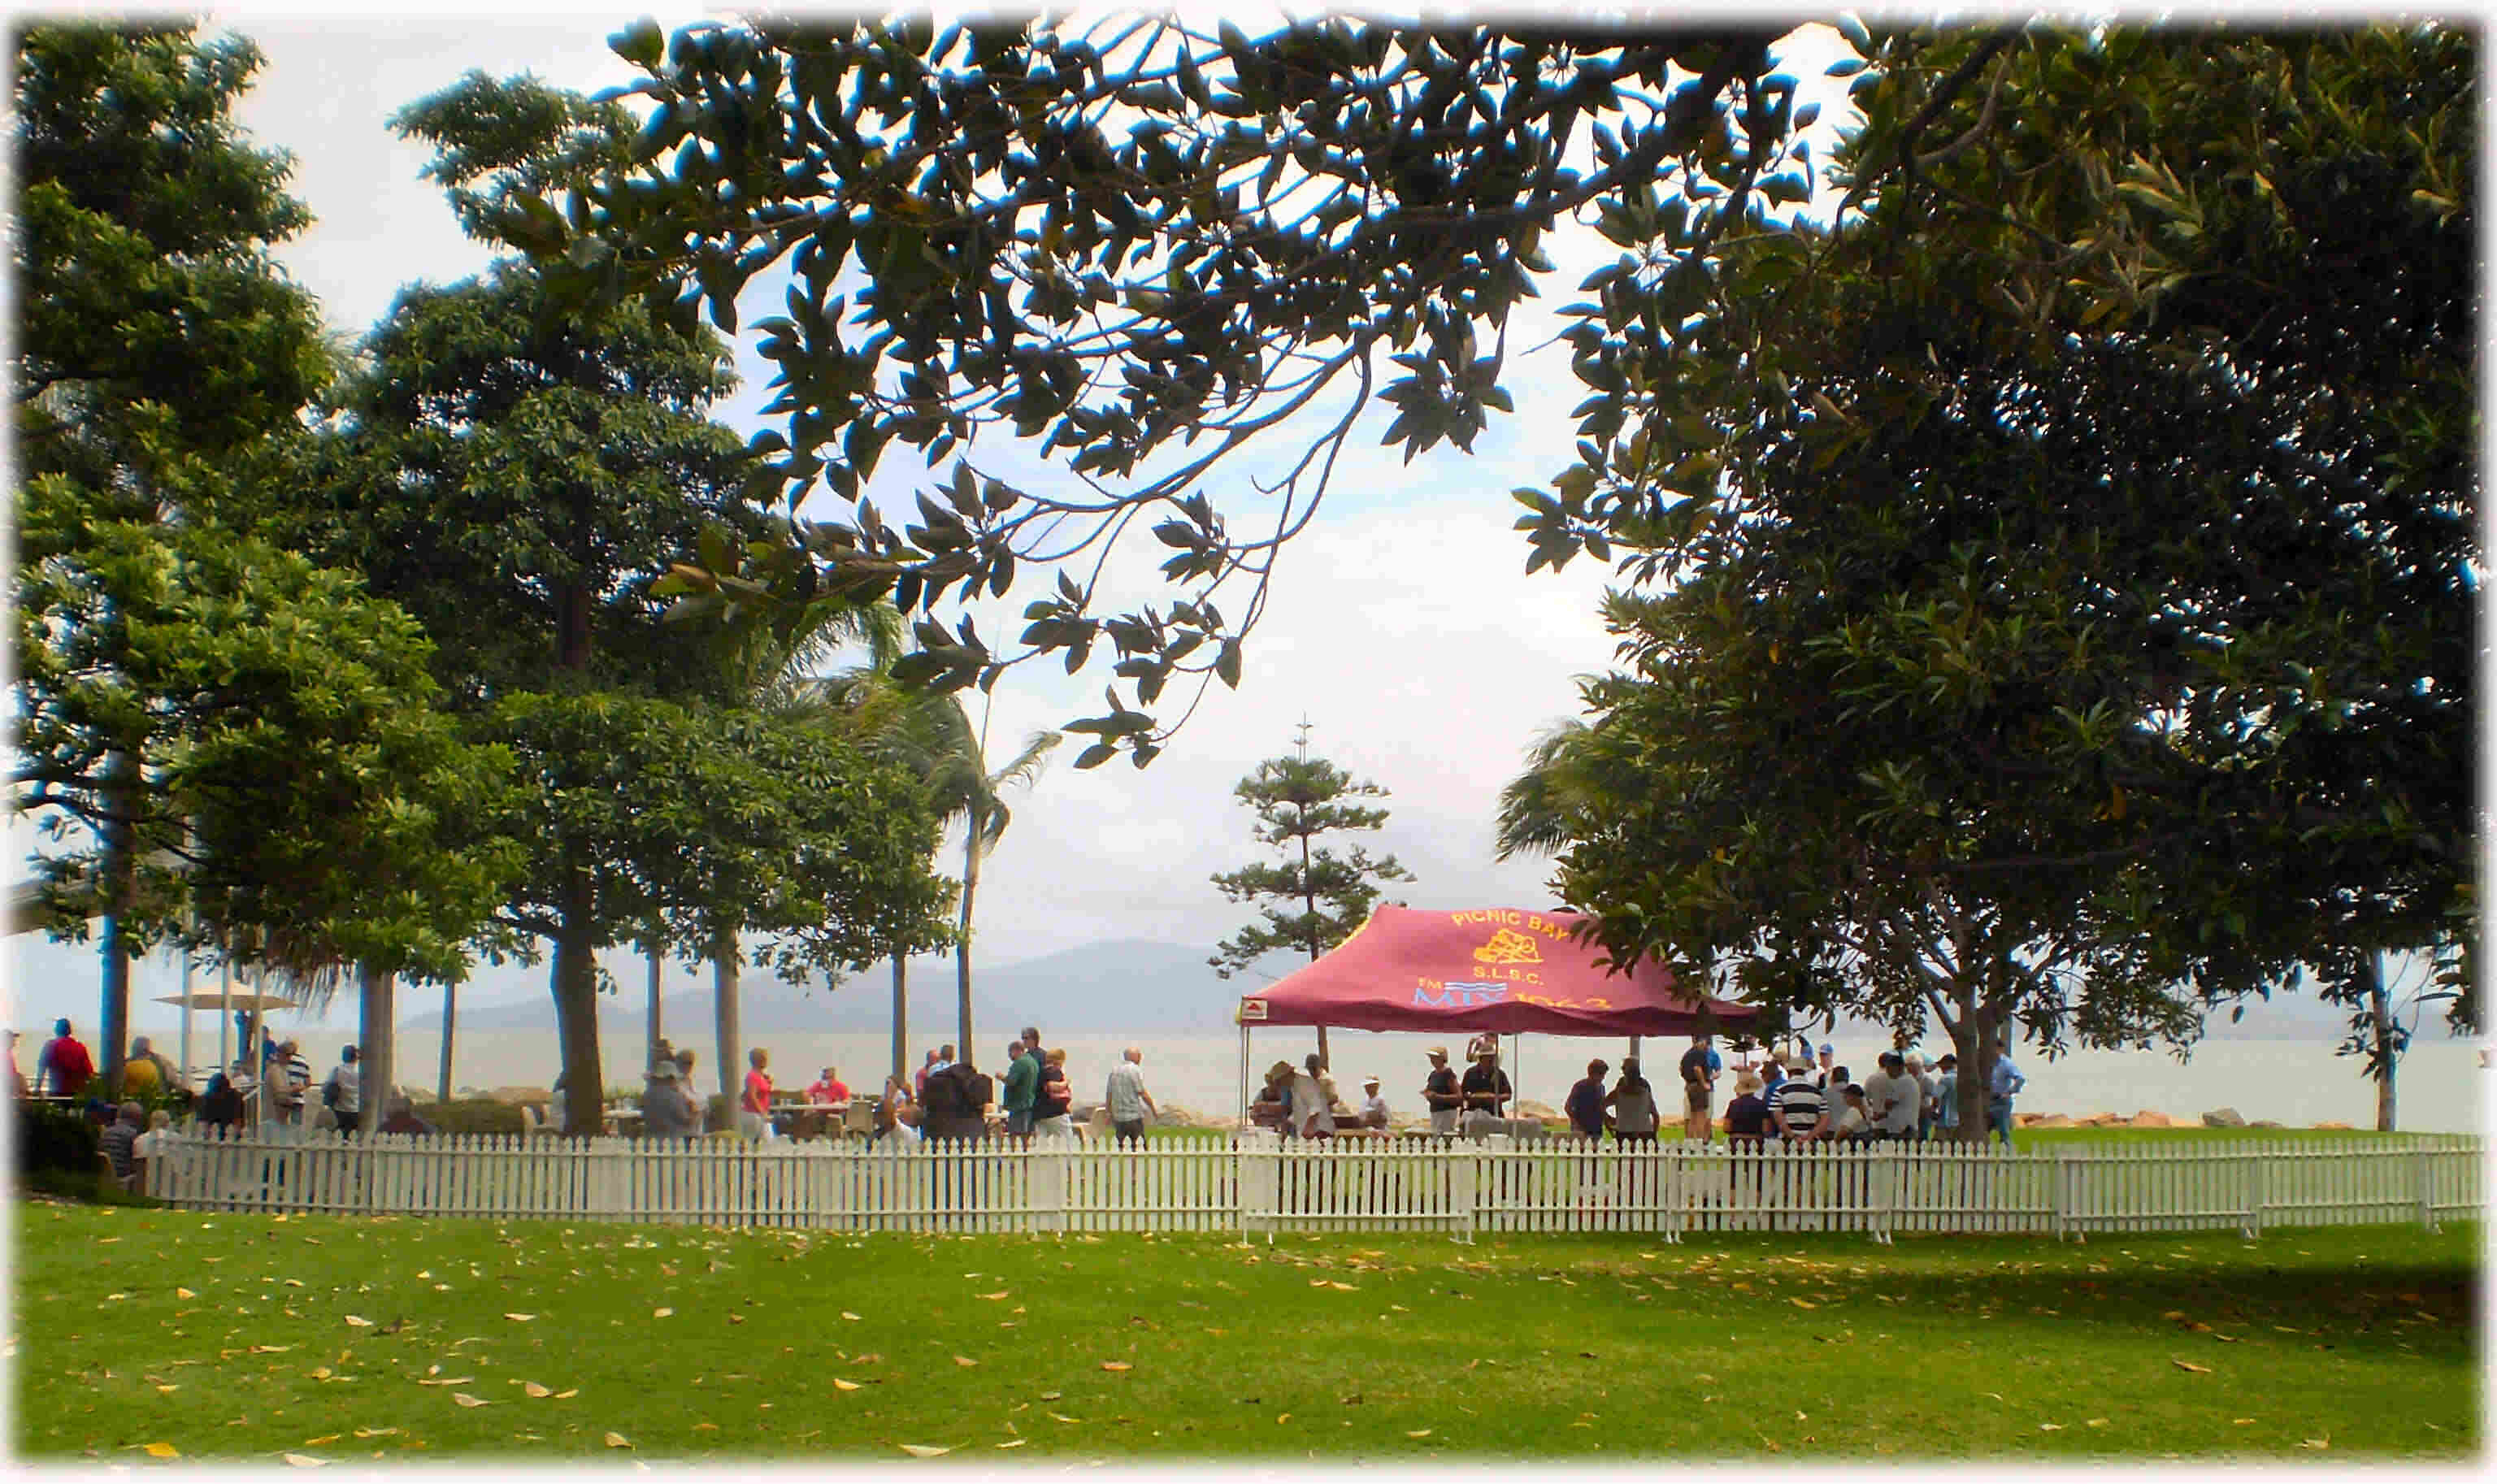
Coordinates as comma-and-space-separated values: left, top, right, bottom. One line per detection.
1773, 1060, 1829, 1141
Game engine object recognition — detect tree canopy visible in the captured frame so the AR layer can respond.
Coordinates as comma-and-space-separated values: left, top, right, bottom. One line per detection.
11, 23, 520, 1086
1508, 24, 2476, 1113
479, 15, 1863, 760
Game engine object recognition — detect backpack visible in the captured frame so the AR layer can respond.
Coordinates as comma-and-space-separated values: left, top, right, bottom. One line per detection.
322, 1072, 341, 1108
921, 1066, 965, 1119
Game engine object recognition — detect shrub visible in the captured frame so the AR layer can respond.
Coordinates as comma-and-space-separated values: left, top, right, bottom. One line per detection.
408, 1098, 525, 1135
12, 1099, 102, 1178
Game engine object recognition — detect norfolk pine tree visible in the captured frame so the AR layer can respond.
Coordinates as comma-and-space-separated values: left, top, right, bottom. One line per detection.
1210, 735, 1413, 1066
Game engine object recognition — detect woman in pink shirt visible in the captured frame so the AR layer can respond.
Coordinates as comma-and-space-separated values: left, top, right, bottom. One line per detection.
738, 1048, 774, 1141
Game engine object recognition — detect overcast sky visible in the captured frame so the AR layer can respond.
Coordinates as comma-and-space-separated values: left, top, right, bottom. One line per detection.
11, 5, 1865, 1035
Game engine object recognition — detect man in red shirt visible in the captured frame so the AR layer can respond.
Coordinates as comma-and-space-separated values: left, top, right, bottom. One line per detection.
805, 1065, 849, 1104
37, 1019, 94, 1099
739, 1047, 775, 1140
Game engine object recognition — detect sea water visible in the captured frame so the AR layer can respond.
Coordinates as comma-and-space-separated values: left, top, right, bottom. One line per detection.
115, 1022, 2493, 1134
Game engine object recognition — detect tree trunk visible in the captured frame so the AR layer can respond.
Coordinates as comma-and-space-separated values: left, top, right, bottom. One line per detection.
646, 943, 663, 1073
957, 818, 980, 1065
1953, 988, 1989, 1141
98, 747, 138, 1094
436, 979, 456, 1104
2367, 952, 2398, 1132
890, 953, 908, 1081
712, 925, 741, 1109
551, 913, 604, 1137
358, 963, 394, 1120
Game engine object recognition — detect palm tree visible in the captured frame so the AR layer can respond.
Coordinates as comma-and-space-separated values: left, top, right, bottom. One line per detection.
1493, 718, 1599, 862
933, 709, 1060, 1066
812, 612, 1058, 1076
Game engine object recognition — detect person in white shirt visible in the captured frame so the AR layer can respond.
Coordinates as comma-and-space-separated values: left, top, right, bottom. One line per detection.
1832, 1083, 1872, 1142
1864, 1051, 1919, 1140
1356, 1074, 1389, 1130
1103, 1047, 1157, 1144
1289, 1053, 1337, 1140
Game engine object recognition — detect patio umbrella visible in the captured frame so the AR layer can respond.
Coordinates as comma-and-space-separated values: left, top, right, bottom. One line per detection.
152, 990, 302, 1013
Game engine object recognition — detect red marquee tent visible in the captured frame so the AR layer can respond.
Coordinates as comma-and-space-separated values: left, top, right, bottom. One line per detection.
1236, 905, 1756, 1037
1232, 906, 1757, 1121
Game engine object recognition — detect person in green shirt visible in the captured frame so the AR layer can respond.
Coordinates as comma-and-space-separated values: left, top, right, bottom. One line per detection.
1001, 1036, 1040, 1137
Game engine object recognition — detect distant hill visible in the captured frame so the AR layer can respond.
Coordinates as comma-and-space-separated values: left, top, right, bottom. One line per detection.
401, 939, 1287, 1037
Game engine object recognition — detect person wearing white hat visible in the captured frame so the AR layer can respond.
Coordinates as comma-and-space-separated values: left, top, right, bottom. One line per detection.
1356, 1074, 1389, 1130
1420, 1048, 1461, 1136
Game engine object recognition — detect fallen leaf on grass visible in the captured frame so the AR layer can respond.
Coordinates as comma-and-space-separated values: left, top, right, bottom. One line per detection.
176, 1288, 197, 1300
344, 1316, 372, 1328
144, 1443, 180, 1458
954, 1356, 979, 1367
1405, 1430, 1432, 1438
253, 1343, 296, 1353
2212, 1334, 2239, 1343
503, 1313, 536, 1322
2170, 1360, 2213, 1374
833, 1379, 861, 1391
282, 1453, 328, 1467
1049, 1414, 1080, 1424
155, 1385, 178, 1395
840, 1312, 860, 1321
897, 1443, 950, 1457
1326, 1281, 1357, 1291
2086, 1419, 2108, 1428
2231, 1419, 2253, 1426
451, 1394, 490, 1408
2299, 1438, 2330, 1451
2039, 1423, 2064, 1432
604, 1432, 632, 1448
1790, 1298, 1816, 1309
693, 1423, 717, 1432
976, 1291, 1009, 1300
996, 1439, 1027, 1449
523, 1382, 551, 1399
415, 1378, 475, 1387
1101, 1361, 1131, 1372
651, 1308, 672, 1320
1039, 1391, 1062, 1401
353, 1428, 397, 1438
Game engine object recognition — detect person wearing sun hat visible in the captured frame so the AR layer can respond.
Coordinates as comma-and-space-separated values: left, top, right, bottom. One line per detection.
1355, 1074, 1389, 1130
1421, 1048, 1461, 1136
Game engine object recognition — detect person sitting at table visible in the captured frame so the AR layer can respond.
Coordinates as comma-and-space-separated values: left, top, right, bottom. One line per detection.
1356, 1074, 1390, 1130
641, 1052, 700, 1139
806, 1065, 849, 1105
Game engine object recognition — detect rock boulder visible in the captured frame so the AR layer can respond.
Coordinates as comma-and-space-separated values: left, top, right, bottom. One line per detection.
2248, 1119, 2283, 1129
2200, 1107, 2247, 1128
2311, 1121, 2355, 1130
2130, 1110, 2173, 1128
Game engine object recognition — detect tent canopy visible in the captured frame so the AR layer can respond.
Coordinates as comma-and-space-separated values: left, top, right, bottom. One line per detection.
1237, 905, 1757, 1038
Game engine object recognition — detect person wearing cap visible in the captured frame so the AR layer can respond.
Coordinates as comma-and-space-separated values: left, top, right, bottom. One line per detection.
1355, 1074, 1389, 1130
1813, 1043, 1838, 1089
1756, 1057, 1787, 1142
1458, 1045, 1511, 1138
1861, 1051, 1911, 1141
1930, 1052, 1961, 1140
1420, 1048, 1462, 1136
1564, 1058, 1610, 1142
1831, 1083, 1873, 1143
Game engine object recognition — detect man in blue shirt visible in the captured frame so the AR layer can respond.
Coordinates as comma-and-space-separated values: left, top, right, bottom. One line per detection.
1986, 1050, 2026, 1148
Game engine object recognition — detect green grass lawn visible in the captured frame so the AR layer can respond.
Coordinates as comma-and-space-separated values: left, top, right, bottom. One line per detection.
13, 1201, 2477, 1462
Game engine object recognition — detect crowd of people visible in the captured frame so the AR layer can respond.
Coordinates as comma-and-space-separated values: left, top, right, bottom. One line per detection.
628, 1026, 1165, 1147
1242, 1033, 2031, 1149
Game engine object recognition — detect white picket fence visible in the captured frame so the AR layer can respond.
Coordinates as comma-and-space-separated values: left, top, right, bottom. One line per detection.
143, 1129, 2483, 1243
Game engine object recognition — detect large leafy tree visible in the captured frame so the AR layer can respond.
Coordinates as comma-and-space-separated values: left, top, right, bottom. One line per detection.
1209, 735, 1414, 1065
1514, 24, 2476, 1126
11, 22, 515, 1095
469, 15, 1883, 757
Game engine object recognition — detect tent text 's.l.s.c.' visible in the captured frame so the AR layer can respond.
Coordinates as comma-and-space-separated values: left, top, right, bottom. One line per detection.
1236, 905, 1755, 1038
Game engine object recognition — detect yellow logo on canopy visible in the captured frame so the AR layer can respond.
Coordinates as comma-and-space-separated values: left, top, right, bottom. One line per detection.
1472, 928, 1544, 965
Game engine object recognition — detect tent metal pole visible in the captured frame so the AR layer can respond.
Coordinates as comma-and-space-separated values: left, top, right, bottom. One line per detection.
1237, 1024, 1248, 1135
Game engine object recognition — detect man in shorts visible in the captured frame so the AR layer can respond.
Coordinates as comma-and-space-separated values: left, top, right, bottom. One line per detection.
1678, 1034, 1718, 1143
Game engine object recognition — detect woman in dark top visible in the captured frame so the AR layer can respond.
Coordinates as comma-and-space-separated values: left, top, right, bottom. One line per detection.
197, 1072, 245, 1132
1722, 1071, 1775, 1148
